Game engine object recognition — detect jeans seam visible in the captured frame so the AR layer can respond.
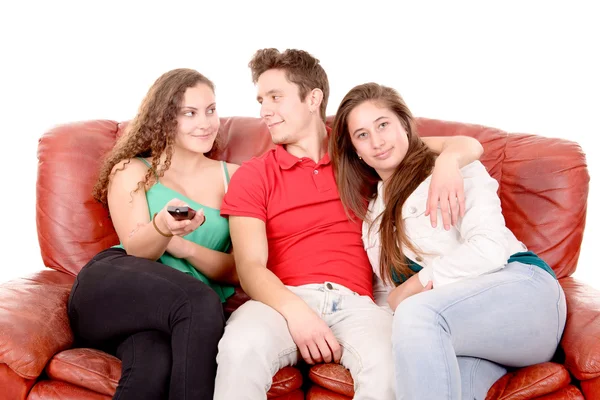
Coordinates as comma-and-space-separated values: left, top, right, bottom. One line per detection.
181, 300, 191, 399
277, 346, 299, 362
470, 358, 481, 399
114, 335, 135, 400
435, 312, 453, 400
337, 338, 363, 393
554, 279, 563, 345
268, 346, 299, 391
319, 291, 328, 317
67, 277, 79, 317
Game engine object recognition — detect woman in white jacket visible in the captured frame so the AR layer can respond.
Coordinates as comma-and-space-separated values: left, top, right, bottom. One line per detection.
329, 82, 566, 400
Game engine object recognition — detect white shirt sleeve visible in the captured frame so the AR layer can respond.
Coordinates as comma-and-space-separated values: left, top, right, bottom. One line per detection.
417, 161, 515, 287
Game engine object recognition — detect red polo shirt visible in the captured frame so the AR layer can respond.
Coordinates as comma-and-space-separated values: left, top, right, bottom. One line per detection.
221, 145, 373, 297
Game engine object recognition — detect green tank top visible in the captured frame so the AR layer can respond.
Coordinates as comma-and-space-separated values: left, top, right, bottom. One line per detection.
115, 158, 235, 302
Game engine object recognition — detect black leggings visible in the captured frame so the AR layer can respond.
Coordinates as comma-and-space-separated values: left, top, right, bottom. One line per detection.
68, 248, 225, 400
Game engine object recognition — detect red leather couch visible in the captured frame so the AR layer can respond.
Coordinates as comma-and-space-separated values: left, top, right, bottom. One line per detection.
0, 116, 597, 400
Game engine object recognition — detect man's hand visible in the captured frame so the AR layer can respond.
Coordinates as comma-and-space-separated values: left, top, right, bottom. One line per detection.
387, 274, 433, 311
285, 305, 342, 365
426, 154, 465, 230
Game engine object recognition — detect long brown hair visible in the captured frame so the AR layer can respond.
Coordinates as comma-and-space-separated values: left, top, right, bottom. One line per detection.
248, 48, 329, 123
92, 68, 217, 208
330, 83, 436, 285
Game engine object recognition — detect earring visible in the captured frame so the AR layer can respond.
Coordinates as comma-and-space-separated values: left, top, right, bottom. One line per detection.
358, 155, 362, 160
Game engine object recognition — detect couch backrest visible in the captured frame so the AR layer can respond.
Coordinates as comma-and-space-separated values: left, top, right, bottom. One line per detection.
36, 117, 589, 278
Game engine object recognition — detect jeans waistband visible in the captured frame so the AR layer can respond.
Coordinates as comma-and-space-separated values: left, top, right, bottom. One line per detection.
291, 281, 359, 296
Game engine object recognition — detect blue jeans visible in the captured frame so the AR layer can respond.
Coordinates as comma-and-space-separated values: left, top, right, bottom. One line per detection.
392, 262, 566, 400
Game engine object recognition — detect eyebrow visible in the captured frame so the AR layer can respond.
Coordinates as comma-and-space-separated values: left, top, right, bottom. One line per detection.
352, 116, 388, 136
180, 103, 216, 110
256, 89, 280, 101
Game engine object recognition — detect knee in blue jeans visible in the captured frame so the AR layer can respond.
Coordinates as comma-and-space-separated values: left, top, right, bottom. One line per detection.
392, 295, 447, 344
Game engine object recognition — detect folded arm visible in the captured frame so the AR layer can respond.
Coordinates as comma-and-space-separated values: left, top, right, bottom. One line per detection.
167, 237, 238, 284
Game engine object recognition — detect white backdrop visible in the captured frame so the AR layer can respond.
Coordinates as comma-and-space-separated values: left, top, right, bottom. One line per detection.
1, 1, 598, 288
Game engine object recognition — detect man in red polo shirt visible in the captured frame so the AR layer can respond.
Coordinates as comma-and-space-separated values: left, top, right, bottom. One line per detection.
214, 49, 483, 399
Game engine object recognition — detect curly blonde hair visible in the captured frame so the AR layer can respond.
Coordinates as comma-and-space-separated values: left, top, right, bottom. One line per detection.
92, 68, 217, 207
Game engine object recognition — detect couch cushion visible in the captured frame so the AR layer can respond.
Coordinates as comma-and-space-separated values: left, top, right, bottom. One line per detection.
309, 361, 572, 400
308, 363, 354, 397
306, 384, 352, 399
0, 363, 36, 400
215, 116, 275, 165
560, 277, 600, 381
0, 271, 73, 379
534, 384, 584, 399
268, 366, 303, 398
46, 348, 303, 397
28, 380, 111, 400
581, 375, 600, 400
268, 389, 305, 400
37, 120, 121, 276
485, 362, 571, 399
46, 349, 120, 396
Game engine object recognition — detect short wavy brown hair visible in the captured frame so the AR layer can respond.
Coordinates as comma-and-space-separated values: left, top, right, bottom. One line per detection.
92, 68, 216, 208
249, 48, 329, 123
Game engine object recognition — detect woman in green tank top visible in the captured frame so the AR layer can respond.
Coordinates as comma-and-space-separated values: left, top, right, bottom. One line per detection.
67, 68, 239, 400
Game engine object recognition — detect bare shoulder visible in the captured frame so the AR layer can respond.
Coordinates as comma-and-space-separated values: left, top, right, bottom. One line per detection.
109, 158, 151, 186
107, 158, 153, 211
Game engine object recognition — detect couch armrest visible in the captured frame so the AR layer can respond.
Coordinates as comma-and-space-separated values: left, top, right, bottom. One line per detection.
0, 270, 75, 379
559, 277, 600, 381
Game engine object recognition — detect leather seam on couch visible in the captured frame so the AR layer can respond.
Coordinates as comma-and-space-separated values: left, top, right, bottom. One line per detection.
565, 361, 600, 381
497, 367, 569, 399
49, 357, 119, 386
310, 369, 354, 390
273, 377, 298, 386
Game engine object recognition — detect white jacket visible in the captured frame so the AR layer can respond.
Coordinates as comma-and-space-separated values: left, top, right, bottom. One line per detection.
364, 161, 527, 294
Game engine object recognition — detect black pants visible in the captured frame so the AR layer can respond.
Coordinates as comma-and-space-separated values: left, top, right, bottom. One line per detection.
68, 248, 225, 400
